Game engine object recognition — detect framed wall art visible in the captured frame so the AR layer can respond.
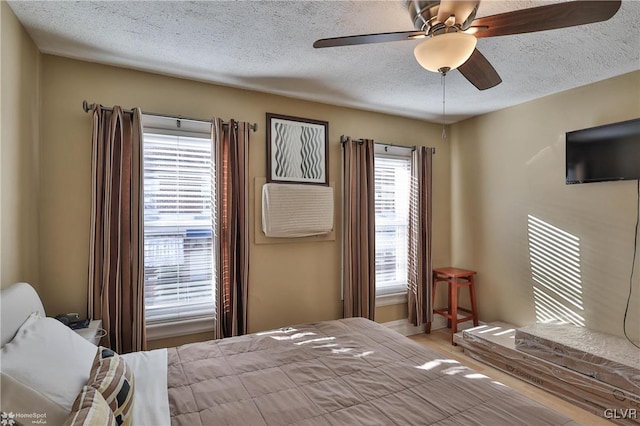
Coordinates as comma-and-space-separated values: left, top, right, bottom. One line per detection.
266, 113, 329, 185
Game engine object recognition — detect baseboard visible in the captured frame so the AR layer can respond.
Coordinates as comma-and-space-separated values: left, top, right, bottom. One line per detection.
382, 316, 484, 337
382, 316, 446, 336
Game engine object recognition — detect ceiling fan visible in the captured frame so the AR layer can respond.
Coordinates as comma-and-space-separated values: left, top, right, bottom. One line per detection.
313, 0, 622, 90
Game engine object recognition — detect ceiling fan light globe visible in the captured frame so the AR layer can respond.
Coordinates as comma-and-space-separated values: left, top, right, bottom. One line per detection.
413, 32, 477, 73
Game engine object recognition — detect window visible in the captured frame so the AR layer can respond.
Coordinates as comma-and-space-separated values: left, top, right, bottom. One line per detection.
142, 116, 215, 325
374, 148, 411, 297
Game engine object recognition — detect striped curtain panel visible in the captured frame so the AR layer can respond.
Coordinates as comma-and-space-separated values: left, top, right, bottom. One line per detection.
342, 137, 376, 320
213, 118, 250, 339
408, 146, 434, 327
88, 105, 145, 353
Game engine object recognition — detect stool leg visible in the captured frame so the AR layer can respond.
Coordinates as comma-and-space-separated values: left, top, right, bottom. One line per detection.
469, 275, 479, 327
450, 279, 458, 336
446, 279, 452, 329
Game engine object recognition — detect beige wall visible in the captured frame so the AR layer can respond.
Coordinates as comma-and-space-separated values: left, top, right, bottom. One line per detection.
450, 71, 640, 340
38, 55, 451, 335
376, 303, 409, 324
0, 2, 41, 290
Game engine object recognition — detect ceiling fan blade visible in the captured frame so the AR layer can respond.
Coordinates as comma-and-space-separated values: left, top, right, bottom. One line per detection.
457, 49, 502, 90
437, 0, 479, 26
313, 30, 425, 48
472, 0, 621, 38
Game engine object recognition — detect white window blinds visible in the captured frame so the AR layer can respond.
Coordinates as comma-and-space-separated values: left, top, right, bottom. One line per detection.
374, 153, 411, 296
143, 123, 215, 324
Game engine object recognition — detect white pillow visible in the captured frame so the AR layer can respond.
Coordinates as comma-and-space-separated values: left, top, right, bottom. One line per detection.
0, 312, 98, 422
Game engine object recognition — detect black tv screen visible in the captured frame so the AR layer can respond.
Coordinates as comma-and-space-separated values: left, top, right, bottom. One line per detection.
566, 118, 640, 184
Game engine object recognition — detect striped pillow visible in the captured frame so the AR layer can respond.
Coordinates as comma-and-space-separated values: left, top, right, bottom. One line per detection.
63, 386, 116, 426
88, 347, 135, 426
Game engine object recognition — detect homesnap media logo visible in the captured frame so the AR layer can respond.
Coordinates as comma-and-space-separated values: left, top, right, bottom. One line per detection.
0, 412, 15, 426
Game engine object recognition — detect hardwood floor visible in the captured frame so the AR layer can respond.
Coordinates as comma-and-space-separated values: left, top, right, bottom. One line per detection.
409, 328, 613, 425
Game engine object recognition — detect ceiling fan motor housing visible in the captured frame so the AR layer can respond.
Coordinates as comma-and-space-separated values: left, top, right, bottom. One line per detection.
408, 0, 479, 35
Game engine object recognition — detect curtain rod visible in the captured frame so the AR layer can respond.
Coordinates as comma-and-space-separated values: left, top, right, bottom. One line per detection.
82, 100, 258, 132
340, 135, 435, 154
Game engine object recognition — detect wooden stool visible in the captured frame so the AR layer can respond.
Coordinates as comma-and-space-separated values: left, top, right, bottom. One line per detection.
428, 267, 479, 344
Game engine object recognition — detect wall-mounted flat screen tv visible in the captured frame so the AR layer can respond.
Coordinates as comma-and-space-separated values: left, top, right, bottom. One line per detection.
566, 118, 640, 184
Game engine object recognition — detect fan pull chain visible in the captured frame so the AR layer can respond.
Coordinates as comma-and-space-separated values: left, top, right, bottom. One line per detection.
441, 72, 447, 140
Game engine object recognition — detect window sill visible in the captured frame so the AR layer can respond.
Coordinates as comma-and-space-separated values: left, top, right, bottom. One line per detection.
146, 316, 214, 341
376, 292, 408, 307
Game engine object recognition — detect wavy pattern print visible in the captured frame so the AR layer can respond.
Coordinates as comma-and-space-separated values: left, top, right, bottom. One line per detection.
300, 127, 323, 179
272, 120, 324, 183
274, 122, 303, 179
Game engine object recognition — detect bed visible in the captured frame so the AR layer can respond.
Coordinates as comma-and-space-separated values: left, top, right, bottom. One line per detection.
0, 283, 578, 425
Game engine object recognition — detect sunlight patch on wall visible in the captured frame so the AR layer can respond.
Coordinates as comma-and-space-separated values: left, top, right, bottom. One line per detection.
527, 215, 585, 326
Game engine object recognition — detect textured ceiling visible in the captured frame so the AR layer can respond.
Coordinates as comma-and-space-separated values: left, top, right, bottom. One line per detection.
8, 0, 640, 123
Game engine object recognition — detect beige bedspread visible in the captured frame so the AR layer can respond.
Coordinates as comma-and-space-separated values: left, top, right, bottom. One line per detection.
167, 317, 577, 425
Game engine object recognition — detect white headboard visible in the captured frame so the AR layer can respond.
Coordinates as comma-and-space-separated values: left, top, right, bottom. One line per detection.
1, 282, 45, 346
